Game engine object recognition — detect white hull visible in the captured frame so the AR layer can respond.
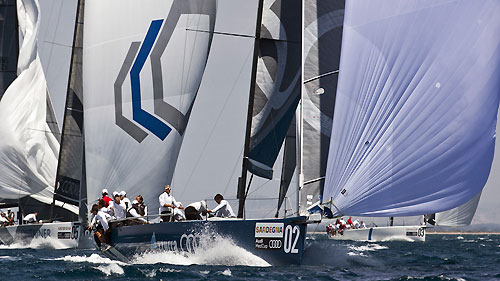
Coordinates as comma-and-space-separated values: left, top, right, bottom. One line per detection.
0, 221, 94, 249
328, 226, 426, 242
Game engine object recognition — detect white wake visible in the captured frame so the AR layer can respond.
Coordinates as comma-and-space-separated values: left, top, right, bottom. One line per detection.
131, 233, 270, 267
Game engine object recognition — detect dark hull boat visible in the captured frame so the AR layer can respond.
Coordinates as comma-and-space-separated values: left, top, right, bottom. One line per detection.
101, 217, 307, 265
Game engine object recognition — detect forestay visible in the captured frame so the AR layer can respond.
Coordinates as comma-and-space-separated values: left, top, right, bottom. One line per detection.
324, 0, 500, 216
83, 0, 216, 212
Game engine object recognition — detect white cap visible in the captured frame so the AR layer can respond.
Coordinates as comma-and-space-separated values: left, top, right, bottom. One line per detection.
132, 200, 139, 205
112, 191, 119, 197
119, 191, 126, 196
7, 208, 11, 211
102, 188, 108, 195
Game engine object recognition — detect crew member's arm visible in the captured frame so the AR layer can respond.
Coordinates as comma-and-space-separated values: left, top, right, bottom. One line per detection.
209, 201, 226, 213
98, 213, 110, 231
130, 208, 147, 222
160, 194, 175, 208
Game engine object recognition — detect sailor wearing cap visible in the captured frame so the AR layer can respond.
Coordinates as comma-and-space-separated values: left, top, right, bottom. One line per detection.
109, 193, 126, 220
119, 191, 132, 210
101, 189, 112, 207
126, 200, 147, 223
159, 185, 185, 222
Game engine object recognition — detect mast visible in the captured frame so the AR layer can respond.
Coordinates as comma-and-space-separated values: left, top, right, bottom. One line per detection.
297, 0, 305, 216
237, 0, 265, 218
50, 0, 85, 221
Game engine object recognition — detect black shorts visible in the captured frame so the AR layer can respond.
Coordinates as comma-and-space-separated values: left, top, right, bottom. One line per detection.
185, 206, 202, 220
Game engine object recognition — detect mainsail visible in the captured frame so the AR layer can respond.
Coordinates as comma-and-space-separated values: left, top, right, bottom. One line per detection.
0, 0, 18, 97
299, 0, 344, 214
84, 0, 217, 212
323, 0, 500, 216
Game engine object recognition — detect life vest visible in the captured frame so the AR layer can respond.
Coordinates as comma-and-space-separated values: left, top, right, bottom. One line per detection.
137, 204, 146, 216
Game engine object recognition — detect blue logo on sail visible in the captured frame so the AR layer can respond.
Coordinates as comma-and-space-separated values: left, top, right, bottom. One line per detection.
114, 20, 172, 143
129, 20, 172, 140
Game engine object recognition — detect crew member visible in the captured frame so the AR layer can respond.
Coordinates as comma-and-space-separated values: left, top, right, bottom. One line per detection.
120, 191, 132, 210
101, 189, 113, 207
23, 212, 38, 224
185, 200, 208, 220
6, 209, 14, 226
109, 193, 126, 220
0, 212, 8, 226
208, 194, 235, 218
126, 200, 148, 223
158, 185, 184, 222
88, 204, 111, 246
136, 195, 147, 217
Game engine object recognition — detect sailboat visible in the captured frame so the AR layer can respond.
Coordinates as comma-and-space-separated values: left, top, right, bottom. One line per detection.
319, 0, 500, 241
0, 0, 91, 249
83, 0, 308, 265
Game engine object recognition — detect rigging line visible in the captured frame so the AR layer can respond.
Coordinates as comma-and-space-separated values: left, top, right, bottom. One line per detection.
246, 176, 273, 196
303, 70, 339, 84
186, 28, 301, 44
179, 49, 254, 198
186, 28, 256, 39
40, 41, 72, 48
222, 148, 244, 196
26, 128, 82, 137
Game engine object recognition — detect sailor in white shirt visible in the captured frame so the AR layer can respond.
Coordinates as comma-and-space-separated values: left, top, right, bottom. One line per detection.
89, 204, 111, 245
127, 200, 147, 223
185, 200, 207, 220
108, 194, 126, 220
158, 185, 185, 221
23, 212, 38, 224
353, 219, 361, 229
120, 191, 132, 210
208, 194, 235, 218
89, 205, 111, 231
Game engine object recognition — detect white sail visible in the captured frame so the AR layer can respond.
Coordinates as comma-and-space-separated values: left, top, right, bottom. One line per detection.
323, 0, 500, 216
83, 0, 217, 212
435, 192, 482, 227
0, 0, 59, 204
38, 0, 78, 128
171, 0, 260, 212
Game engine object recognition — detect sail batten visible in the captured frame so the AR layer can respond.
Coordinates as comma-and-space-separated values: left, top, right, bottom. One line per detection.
323, 0, 500, 217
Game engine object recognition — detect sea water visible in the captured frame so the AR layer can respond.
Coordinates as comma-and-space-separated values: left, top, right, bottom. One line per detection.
0, 234, 498, 280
